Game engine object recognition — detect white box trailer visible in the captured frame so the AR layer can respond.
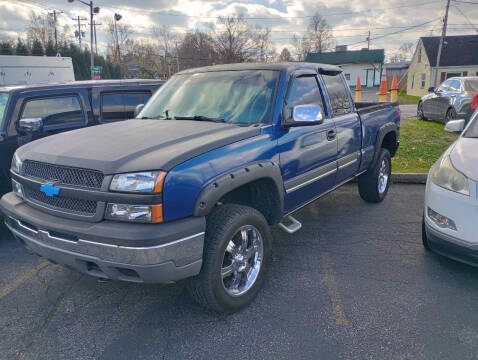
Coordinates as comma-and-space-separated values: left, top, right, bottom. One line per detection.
0, 55, 75, 86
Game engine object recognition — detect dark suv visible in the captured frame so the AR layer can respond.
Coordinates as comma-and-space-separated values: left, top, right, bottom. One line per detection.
0, 79, 164, 191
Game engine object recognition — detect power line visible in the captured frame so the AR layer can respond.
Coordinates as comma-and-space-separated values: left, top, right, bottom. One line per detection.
452, 5, 478, 32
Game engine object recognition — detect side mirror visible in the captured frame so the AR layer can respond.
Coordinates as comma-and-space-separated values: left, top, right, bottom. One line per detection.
134, 104, 145, 118
428, 87, 435, 93
283, 104, 324, 127
19, 118, 43, 132
445, 119, 465, 133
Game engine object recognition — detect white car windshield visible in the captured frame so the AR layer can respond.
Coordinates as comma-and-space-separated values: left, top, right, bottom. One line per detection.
0, 92, 8, 130
464, 110, 478, 138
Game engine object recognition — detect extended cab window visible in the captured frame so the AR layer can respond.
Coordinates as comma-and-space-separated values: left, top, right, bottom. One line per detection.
139, 70, 278, 125
321, 74, 352, 116
0, 92, 8, 129
102, 92, 152, 121
285, 75, 325, 119
21, 95, 83, 126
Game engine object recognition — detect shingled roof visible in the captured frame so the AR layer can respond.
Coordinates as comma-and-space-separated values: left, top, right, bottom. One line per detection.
306, 49, 384, 65
421, 35, 478, 67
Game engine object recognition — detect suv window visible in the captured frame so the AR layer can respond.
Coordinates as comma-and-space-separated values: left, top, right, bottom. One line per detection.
21, 95, 83, 126
321, 74, 352, 116
0, 92, 8, 129
101, 92, 151, 121
285, 75, 325, 119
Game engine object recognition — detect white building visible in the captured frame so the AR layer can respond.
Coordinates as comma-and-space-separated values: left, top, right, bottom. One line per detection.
306, 48, 385, 88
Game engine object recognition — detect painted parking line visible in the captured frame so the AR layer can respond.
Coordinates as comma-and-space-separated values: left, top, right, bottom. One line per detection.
320, 252, 349, 326
0, 261, 50, 300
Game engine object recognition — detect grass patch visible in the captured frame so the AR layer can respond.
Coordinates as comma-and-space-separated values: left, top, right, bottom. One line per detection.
398, 91, 420, 104
392, 118, 459, 173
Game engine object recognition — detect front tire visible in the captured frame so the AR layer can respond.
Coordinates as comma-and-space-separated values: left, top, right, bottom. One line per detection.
358, 148, 392, 203
422, 215, 431, 251
417, 102, 427, 120
187, 204, 272, 313
445, 108, 456, 124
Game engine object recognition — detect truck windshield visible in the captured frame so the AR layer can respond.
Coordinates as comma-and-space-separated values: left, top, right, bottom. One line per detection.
0, 92, 8, 130
138, 70, 279, 125
464, 111, 478, 138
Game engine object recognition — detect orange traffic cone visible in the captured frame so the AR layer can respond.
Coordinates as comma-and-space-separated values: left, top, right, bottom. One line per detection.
378, 74, 388, 102
355, 77, 362, 102
390, 74, 399, 102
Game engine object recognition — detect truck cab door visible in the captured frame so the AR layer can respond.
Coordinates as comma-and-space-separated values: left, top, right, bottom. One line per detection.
321, 73, 361, 183
278, 72, 338, 212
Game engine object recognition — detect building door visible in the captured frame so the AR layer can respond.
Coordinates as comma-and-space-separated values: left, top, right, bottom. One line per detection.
367, 69, 374, 87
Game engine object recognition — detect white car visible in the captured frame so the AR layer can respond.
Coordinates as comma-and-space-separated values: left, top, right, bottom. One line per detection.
422, 108, 478, 267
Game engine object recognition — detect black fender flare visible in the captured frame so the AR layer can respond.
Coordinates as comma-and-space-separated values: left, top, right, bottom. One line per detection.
193, 161, 284, 217
372, 123, 398, 167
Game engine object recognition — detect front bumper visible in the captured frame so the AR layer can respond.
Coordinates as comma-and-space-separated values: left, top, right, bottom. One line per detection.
424, 221, 478, 267
1, 192, 206, 283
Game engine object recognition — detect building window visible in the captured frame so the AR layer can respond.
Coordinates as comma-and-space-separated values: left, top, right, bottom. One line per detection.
420, 73, 426, 89
446, 72, 461, 79
344, 73, 350, 81
411, 74, 415, 89
418, 47, 422, 63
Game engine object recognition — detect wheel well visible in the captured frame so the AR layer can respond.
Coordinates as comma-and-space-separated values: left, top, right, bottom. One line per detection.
381, 131, 397, 157
218, 178, 282, 225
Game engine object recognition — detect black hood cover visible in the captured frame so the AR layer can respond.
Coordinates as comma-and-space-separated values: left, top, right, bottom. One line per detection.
17, 119, 260, 174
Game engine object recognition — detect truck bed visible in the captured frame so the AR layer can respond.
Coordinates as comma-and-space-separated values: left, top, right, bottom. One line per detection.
355, 101, 399, 115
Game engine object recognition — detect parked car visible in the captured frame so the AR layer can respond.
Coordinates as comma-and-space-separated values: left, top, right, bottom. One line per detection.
422, 104, 478, 267
0, 79, 164, 192
417, 76, 478, 124
0, 63, 400, 313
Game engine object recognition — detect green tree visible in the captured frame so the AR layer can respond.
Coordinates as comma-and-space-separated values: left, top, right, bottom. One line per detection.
31, 39, 44, 56
0, 41, 14, 55
15, 39, 29, 55
45, 40, 56, 56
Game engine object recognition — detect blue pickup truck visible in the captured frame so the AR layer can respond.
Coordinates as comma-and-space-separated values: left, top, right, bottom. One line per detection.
0, 63, 400, 313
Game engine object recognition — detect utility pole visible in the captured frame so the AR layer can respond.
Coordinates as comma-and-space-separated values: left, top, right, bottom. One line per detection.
367, 30, 371, 50
434, 0, 451, 87
89, 20, 101, 55
49, 10, 63, 54
175, 41, 179, 73
72, 16, 87, 49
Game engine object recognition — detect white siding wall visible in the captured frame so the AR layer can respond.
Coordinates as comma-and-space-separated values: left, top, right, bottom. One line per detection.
339, 63, 382, 87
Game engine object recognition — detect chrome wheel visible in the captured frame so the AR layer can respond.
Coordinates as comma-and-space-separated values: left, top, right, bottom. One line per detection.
221, 225, 264, 297
378, 158, 389, 194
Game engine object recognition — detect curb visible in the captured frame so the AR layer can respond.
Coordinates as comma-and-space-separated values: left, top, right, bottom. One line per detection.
392, 173, 427, 184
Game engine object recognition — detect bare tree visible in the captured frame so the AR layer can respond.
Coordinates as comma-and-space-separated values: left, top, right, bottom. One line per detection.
292, 34, 311, 61
105, 17, 132, 62
177, 31, 217, 70
252, 26, 273, 62
151, 25, 178, 57
213, 15, 255, 63
26, 12, 55, 48
307, 12, 334, 53
279, 47, 293, 62
122, 39, 163, 78
388, 42, 416, 62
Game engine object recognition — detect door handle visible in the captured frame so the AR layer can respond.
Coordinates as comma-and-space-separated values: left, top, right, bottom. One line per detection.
327, 129, 336, 141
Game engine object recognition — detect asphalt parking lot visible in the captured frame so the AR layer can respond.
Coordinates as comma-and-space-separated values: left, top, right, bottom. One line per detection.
1, 183, 477, 360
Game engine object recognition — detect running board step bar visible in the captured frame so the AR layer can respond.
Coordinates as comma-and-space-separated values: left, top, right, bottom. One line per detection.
278, 216, 302, 234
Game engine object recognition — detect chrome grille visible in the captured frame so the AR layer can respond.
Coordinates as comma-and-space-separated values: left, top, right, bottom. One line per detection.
23, 160, 104, 189
24, 187, 97, 215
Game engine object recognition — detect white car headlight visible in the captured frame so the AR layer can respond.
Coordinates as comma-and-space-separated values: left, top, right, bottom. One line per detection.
431, 155, 469, 196
11, 152, 22, 174
110, 171, 166, 193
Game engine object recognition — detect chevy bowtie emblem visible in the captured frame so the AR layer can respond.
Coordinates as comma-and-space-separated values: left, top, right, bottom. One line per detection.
40, 183, 61, 197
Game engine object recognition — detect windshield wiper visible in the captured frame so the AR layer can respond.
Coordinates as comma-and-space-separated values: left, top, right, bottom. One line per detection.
174, 115, 225, 123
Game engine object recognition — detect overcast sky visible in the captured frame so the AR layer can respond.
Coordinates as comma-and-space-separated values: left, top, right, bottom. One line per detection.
1, 0, 478, 59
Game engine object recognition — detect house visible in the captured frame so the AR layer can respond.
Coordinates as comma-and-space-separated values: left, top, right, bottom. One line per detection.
384, 61, 410, 91
306, 47, 385, 88
407, 35, 478, 97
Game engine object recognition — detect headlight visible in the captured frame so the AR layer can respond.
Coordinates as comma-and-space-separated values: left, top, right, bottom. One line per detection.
105, 203, 163, 223
431, 155, 469, 196
11, 153, 22, 174
110, 171, 166, 193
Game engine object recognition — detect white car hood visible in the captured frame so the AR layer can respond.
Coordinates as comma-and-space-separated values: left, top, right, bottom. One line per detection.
450, 138, 478, 182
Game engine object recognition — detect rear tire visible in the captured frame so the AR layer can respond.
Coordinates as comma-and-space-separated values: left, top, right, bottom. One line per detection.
445, 108, 456, 124
187, 204, 272, 313
358, 148, 392, 203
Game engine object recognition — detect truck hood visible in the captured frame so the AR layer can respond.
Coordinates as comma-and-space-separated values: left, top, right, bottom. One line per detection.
450, 137, 478, 182
17, 119, 261, 174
